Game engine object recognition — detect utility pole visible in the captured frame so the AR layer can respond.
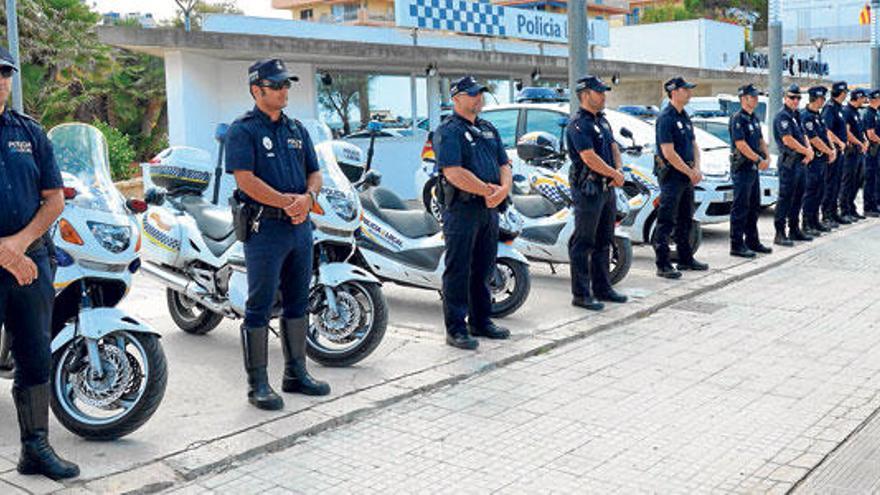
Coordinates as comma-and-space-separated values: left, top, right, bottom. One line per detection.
568, 0, 587, 115
6, 0, 22, 112
767, 0, 782, 153
872, 0, 880, 88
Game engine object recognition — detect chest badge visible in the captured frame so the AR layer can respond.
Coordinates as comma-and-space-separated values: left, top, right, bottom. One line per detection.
677, 121, 684, 129
594, 124, 602, 134
262, 137, 273, 150
288, 138, 303, 149
8, 141, 32, 154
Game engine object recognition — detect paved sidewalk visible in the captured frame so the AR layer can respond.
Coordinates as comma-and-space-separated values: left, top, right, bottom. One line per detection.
161, 225, 880, 493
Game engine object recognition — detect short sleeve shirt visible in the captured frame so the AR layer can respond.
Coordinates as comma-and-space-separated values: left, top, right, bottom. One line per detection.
566, 108, 615, 173
728, 110, 763, 155
433, 113, 509, 184
225, 106, 320, 202
822, 99, 847, 142
842, 104, 866, 141
773, 106, 806, 151
801, 108, 830, 148
656, 104, 695, 163
865, 107, 880, 137
0, 110, 62, 237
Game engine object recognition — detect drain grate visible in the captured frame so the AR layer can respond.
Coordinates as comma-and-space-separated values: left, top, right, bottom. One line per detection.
671, 300, 726, 315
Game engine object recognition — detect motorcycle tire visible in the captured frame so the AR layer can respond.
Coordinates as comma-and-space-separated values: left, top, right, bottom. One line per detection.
610, 236, 633, 286
50, 333, 168, 441
166, 289, 223, 335
490, 259, 531, 318
307, 281, 388, 368
648, 219, 703, 262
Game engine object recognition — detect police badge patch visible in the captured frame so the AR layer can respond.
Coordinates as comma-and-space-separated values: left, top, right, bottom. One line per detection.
263, 136, 273, 150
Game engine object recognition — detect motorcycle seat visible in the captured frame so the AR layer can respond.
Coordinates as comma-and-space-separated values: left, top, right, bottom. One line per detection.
178, 196, 235, 241
511, 194, 562, 219
360, 187, 441, 239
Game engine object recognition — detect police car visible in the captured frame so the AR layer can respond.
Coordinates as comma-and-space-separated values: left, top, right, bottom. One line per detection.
416, 101, 737, 227
691, 116, 779, 207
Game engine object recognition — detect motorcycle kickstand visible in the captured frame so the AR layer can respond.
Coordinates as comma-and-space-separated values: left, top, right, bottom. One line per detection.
548, 262, 557, 275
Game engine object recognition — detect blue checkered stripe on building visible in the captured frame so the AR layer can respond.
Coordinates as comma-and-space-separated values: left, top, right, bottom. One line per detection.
409, 0, 506, 36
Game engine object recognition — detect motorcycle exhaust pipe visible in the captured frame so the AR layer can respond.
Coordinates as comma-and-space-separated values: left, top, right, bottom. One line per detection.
141, 262, 230, 315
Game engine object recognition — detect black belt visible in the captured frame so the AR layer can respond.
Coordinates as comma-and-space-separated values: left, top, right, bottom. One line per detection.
25, 237, 45, 255
254, 205, 290, 221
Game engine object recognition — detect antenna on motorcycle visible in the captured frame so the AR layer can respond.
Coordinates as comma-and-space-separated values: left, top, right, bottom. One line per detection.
212, 123, 230, 205
556, 116, 567, 153
365, 120, 383, 172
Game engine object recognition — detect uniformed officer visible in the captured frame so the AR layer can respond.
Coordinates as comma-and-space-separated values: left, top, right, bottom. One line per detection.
566, 75, 628, 310
434, 76, 513, 350
0, 46, 79, 480
821, 81, 850, 227
801, 86, 837, 234
864, 89, 880, 217
773, 84, 814, 246
653, 77, 709, 279
226, 58, 330, 410
841, 88, 869, 221
728, 83, 773, 258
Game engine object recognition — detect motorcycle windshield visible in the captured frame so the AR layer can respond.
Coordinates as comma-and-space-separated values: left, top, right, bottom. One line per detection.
316, 144, 356, 197
48, 123, 128, 215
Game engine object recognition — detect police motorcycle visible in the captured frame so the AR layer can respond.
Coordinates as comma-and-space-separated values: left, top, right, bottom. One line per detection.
505, 131, 633, 285
0, 123, 167, 440
138, 124, 387, 367
340, 122, 531, 318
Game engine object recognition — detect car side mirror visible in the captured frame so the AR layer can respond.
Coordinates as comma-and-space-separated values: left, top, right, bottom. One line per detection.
144, 187, 166, 206
214, 123, 230, 142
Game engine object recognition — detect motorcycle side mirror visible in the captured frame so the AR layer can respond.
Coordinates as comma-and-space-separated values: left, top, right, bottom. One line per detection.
363, 169, 382, 187
214, 123, 230, 142
556, 117, 567, 128
620, 127, 633, 140
126, 198, 148, 214
144, 187, 166, 206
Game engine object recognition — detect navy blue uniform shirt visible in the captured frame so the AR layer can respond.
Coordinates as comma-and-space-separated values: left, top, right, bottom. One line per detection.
865, 106, 880, 137
773, 106, 806, 152
0, 109, 62, 237
842, 104, 866, 142
434, 112, 509, 184
728, 109, 763, 155
225, 106, 320, 202
822, 99, 847, 143
656, 104, 695, 163
801, 107, 830, 157
566, 107, 615, 174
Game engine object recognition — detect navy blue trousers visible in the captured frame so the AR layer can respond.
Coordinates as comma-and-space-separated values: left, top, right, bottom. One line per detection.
441, 201, 498, 336
653, 174, 695, 268
803, 158, 826, 225
730, 166, 761, 249
569, 184, 615, 299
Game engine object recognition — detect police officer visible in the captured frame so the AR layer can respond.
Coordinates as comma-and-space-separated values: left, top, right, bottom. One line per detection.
864, 89, 880, 216
653, 77, 709, 279
226, 59, 330, 410
0, 47, 79, 480
566, 75, 628, 310
434, 76, 512, 350
728, 83, 773, 258
821, 81, 850, 227
801, 86, 837, 234
841, 88, 869, 221
773, 84, 814, 246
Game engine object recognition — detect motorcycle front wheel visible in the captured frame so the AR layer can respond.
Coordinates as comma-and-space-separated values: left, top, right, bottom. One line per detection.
307, 281, 388, 367
610, 236, 633, 286
490, 259, 531, 318
50, 332, 167, 441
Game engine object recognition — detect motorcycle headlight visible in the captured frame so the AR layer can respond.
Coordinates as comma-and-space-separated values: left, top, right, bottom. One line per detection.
760, 168, 778, 177
324, 190, 357, 222
87, 222, 131, 253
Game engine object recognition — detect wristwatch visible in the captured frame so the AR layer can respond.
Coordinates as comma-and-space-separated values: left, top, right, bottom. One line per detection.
309, 190, 319, 207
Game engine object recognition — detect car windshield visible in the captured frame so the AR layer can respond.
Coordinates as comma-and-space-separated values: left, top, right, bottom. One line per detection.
48, 123, 127, 214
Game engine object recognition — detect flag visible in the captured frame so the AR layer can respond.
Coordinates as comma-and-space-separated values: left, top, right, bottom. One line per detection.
859, 3, 871, 25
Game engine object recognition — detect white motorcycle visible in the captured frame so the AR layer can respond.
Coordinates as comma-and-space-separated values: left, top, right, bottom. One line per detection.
139, 125, 387, 367
506, 132, 633, 285
0, 123, 167, 440
342, 122, 531, 318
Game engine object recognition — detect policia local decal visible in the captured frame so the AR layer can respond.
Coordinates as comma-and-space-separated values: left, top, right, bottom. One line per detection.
395, 0, 610, 46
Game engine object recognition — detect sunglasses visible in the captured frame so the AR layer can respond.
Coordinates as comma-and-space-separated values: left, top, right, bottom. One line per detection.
0, 66, 14, 79
786, 95, 802, 100
258, 79, 292, 91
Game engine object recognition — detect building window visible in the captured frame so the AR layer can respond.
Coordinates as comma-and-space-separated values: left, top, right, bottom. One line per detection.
332, 3, 360, 22
300, 9, 313, 20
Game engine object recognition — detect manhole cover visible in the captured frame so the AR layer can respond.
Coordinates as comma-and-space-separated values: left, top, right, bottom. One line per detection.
671, 300, 726, 314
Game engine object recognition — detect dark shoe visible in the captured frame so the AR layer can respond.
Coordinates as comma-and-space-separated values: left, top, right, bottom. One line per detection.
280, 318, 331, 396
802, 222, 820, 237
730, 246, 756, 258
677, 259, 709, 271
866, 211, 880, 218
595, 290, 628, 304
789, 229, 813, 242
774, 233, 794, 247
13, 384, 79, 480
241, 325, 284, 410
813, 221, 831, 233
572, 296, 604, 311
822, 217, 839, 229
468, 322, 511, 339
854, 211, 866, 220
446, 332, 479, 350
656, 265, 682, 279
838, 215, 853, 225
747, 243, 773, 254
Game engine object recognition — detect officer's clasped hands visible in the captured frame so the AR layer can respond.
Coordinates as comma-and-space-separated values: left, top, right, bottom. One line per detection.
0, 238, 37, 286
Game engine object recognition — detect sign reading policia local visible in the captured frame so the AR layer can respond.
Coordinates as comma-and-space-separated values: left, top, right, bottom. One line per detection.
394, 0, 611, 47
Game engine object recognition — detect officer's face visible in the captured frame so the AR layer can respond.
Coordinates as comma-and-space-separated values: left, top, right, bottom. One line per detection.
0, 66, 11, 104
253, 80, 289, 111
671, 87, 692, 106
872, 98, 880, 108
784, 94, 801, 110
454, 92, 485, 115
740, 95, 757, 112
578, 89, 606, 111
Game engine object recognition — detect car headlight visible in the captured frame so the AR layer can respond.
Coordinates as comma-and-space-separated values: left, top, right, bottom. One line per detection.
324, 190, 357, 222
87, 222, 132, 253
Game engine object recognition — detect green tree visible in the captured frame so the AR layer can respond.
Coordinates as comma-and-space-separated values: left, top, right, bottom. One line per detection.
171, 0, 243, 30
318, 73, 368, 135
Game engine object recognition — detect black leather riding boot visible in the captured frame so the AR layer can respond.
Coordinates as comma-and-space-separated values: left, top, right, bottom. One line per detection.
280, 318, 330, 396
241, 325, 283, 410
14, 383, 79, 480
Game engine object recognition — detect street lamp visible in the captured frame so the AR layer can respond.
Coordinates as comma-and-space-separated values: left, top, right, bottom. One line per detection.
810, 36, 828, 69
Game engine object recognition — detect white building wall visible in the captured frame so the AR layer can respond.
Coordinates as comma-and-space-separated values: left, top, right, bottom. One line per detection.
601, 19, 743, 71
